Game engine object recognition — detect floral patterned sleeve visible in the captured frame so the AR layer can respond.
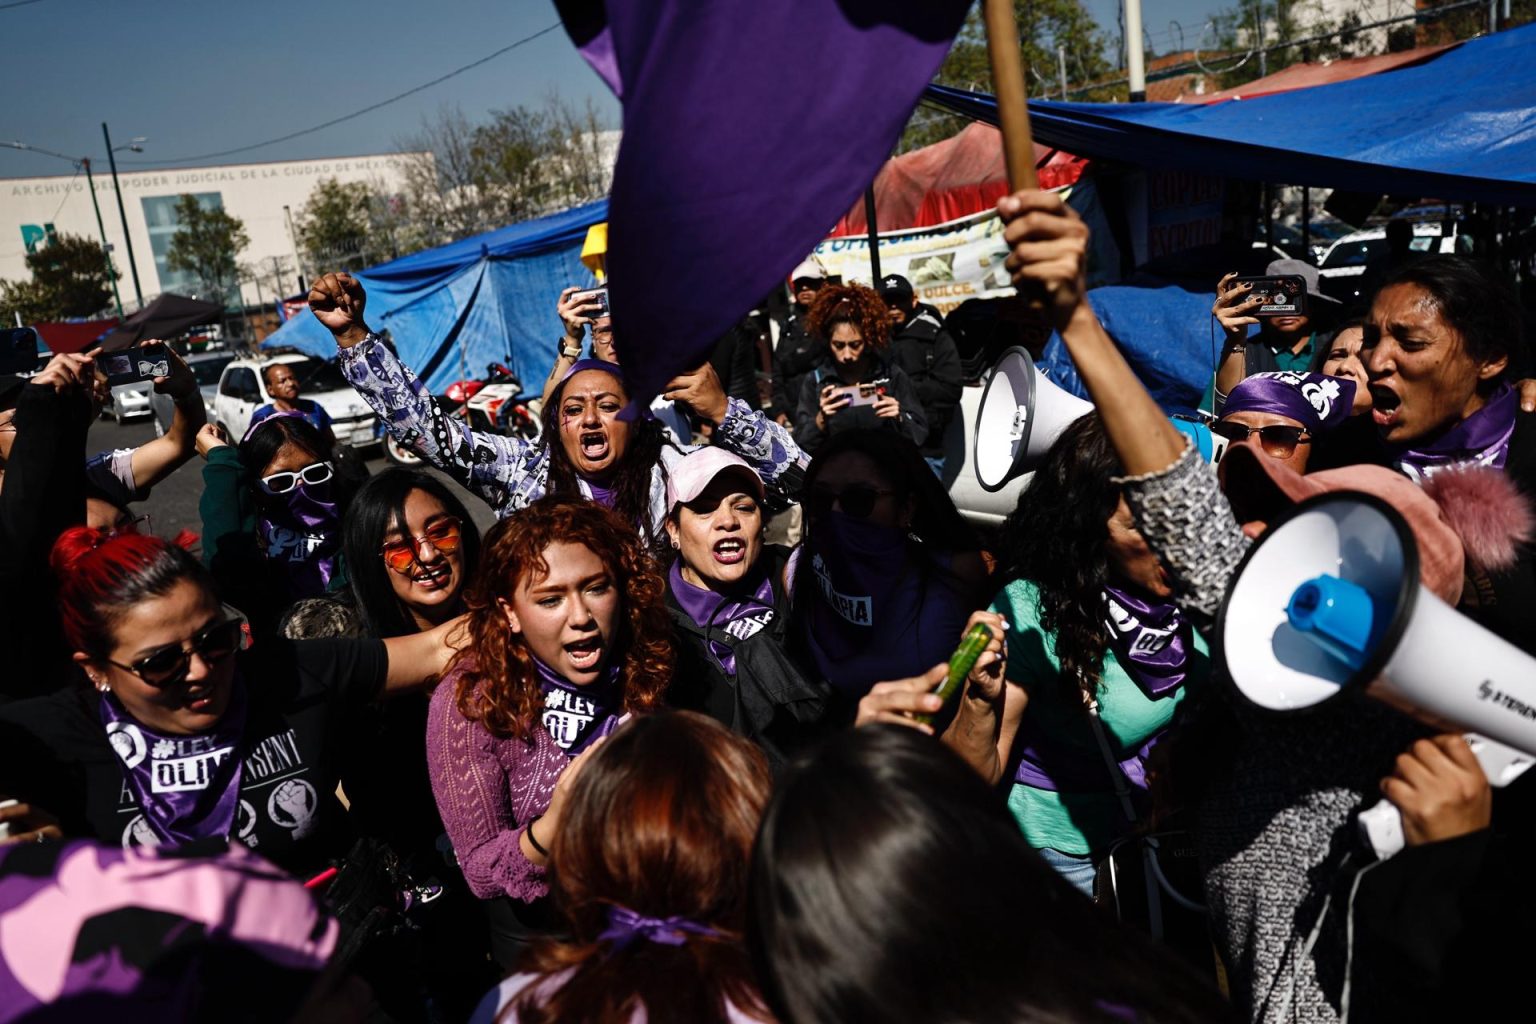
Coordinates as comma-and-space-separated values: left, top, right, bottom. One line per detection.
713, 397, 809, 498
1116, 439, 1251, 627
337, 335, 548, 517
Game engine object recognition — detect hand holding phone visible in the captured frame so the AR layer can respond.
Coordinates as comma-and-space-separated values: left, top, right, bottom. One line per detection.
570, 287, 610, 319
844, 383, 881, 408
99, 341, 172, 387
1230, 275, 1307, 318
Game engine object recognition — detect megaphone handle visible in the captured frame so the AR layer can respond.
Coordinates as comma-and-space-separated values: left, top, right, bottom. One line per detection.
1358, 798, 1406, 861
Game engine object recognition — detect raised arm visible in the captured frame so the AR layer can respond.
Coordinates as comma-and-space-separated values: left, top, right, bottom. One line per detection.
664, 363, 810, 488
128, 345, 206, 492
308, 272, 545, 517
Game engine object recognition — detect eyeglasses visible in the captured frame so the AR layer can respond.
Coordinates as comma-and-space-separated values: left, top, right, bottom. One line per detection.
802, 483, 896, 521
105, 616, 247, 688
259, 461, 334, 495
792, 278, 824, 292
1210, 422, 1313, 458
381, 516, 464, 574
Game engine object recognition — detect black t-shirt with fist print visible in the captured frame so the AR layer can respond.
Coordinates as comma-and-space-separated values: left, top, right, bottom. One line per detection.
0, 638, 385, 880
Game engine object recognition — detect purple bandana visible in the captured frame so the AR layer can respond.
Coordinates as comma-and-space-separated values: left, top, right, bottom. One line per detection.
1101, 586, 1193, 700
1223, 372, 1355, 434
98, 680, 248, 846
258, 483, 342, 599
668, 561, 776, 675
597, 904, 719, 952
1395, 381, 1518, 481
532, 656, 623, 755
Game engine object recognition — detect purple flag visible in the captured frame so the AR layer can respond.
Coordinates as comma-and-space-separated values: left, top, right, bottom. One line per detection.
557, 0, 971, 405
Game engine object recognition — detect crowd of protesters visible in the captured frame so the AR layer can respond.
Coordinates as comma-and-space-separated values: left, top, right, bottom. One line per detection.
0, 180, 1531, 1024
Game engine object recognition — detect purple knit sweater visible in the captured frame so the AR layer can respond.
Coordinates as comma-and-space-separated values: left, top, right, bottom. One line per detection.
426, 666, 571, 902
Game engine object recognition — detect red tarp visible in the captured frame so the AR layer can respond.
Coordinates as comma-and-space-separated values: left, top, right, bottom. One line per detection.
830, 122, 1086, 237
32, 319, 118, 354
1178, 42, 1459, 104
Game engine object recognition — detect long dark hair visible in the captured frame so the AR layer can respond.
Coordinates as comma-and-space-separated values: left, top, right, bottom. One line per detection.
342, 468, 481, 638
747, 726, 1229, 1024
998, 413, 1123, 704
541, 369, 680, 549
512, 712, 772, 1024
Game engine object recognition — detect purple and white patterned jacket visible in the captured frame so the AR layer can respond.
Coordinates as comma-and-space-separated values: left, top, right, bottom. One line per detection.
338, 335, 807, 528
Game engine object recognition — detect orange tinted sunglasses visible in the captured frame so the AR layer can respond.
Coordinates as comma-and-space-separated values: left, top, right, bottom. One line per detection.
380, 516, 463, 574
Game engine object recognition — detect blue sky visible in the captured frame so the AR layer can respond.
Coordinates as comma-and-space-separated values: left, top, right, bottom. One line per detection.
1, 0, 1226, 179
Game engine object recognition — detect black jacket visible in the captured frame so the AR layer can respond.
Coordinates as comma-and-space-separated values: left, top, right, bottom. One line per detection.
888, 304, 963, 457
0, 384, 88, 704
770, 309, 822, 421
791, 356, 928, 455
664, 547, 833, 772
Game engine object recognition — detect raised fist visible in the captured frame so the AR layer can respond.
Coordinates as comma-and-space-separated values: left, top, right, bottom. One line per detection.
307, 272, 371, 347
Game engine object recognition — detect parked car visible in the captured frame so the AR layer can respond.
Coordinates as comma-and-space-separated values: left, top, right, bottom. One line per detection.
210, 353, 378, 449
105, 381, 154, 425
1316, 221, 1472, 306
151, 350, 236, 436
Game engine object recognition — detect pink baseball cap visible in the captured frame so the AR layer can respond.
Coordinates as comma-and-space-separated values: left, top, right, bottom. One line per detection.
667, 448, 765, 509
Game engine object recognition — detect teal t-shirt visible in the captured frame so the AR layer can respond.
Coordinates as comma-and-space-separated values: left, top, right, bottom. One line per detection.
990, 579, 1208, 856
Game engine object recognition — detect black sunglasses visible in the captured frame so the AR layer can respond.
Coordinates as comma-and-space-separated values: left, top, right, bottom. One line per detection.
105, 617, 247, 687
1210, 422, 1313, 457
802, 483, 896, 521
792, 278, 825, 292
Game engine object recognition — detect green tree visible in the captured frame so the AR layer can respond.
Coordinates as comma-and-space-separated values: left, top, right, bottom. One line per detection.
165, 194, 249, 306
901, 0, 1114, 152
0, 232, 119, 322
295, 178, 374, 272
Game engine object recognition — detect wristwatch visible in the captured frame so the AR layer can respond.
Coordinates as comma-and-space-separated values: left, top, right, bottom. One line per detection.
559, 339, 582, 360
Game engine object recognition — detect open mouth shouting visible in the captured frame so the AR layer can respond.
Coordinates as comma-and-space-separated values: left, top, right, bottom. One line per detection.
579, 429, 610, 463
713, 537, 747, 565
562, 634, 606, 675
1370, 384, 1402, 430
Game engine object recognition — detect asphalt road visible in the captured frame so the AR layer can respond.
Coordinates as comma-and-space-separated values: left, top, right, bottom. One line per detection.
89, 414, 500, 548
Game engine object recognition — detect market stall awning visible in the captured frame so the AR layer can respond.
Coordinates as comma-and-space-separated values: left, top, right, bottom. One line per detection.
922, 22, 1536, 206
1179, 41, 1459, 104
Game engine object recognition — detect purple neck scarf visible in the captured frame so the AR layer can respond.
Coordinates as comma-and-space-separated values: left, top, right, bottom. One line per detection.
98, 680, 248, 846
1101, 585, 1193, 700
532, 655, 623, 755
668, 560, 776, 675
258, 483, 342, 598
1223, 372, 1355, 433
1395, 382, 1518, 481
598, 904, 720, 952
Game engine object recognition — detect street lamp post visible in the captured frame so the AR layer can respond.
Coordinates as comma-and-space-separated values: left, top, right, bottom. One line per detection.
102, 122, 144, 309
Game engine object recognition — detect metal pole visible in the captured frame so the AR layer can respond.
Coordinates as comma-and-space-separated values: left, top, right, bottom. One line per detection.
102, 123, 143, 308
1124, 0, 1147, 101
81, 158, 124, 319
283, 205, 305, 293
1254, 3, 1267, 77
1057, 44, 1069, 101
1489, 0, 1497, 32
1302, 186, 1311, 261
863, 183, 882, 284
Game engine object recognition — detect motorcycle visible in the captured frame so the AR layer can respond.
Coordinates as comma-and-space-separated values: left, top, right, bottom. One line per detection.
381, 363, 543, 467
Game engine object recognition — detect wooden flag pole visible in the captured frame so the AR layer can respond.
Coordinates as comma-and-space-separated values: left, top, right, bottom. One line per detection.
983, 0, 1038, 191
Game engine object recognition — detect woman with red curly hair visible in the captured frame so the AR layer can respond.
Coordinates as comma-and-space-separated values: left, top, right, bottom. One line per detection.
426, 496, 673, 968
792, 283, 927, 455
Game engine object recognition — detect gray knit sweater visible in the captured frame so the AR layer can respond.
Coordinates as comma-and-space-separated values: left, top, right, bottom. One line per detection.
1120, 444, 1423, 1024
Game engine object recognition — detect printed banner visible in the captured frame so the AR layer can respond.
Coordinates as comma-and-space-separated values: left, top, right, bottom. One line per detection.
809, 199, 1069, 318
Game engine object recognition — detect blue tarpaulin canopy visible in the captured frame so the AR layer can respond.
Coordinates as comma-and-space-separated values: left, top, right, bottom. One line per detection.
924, 22, 1536, 206
263, 199, 607, 392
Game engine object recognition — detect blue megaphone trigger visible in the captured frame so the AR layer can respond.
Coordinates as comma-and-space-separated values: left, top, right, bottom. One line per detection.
1285, 574, 1381, 671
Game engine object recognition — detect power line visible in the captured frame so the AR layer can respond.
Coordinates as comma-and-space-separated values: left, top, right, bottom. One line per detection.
120, 22, 564, 167
46, 163, 82, 224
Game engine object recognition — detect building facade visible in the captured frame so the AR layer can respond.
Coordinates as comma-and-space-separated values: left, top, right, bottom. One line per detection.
1, 152, 423, 314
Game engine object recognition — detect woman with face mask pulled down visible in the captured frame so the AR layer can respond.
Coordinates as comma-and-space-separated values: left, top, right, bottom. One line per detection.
307, 272, 807, 550
197, 413, 355, 636
425, 496, 673, 968
662, 448, 832, 770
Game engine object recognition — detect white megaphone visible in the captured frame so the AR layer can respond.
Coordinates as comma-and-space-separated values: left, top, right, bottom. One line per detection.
1216, 491, 1536, 860
973, 347, 1093, 492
